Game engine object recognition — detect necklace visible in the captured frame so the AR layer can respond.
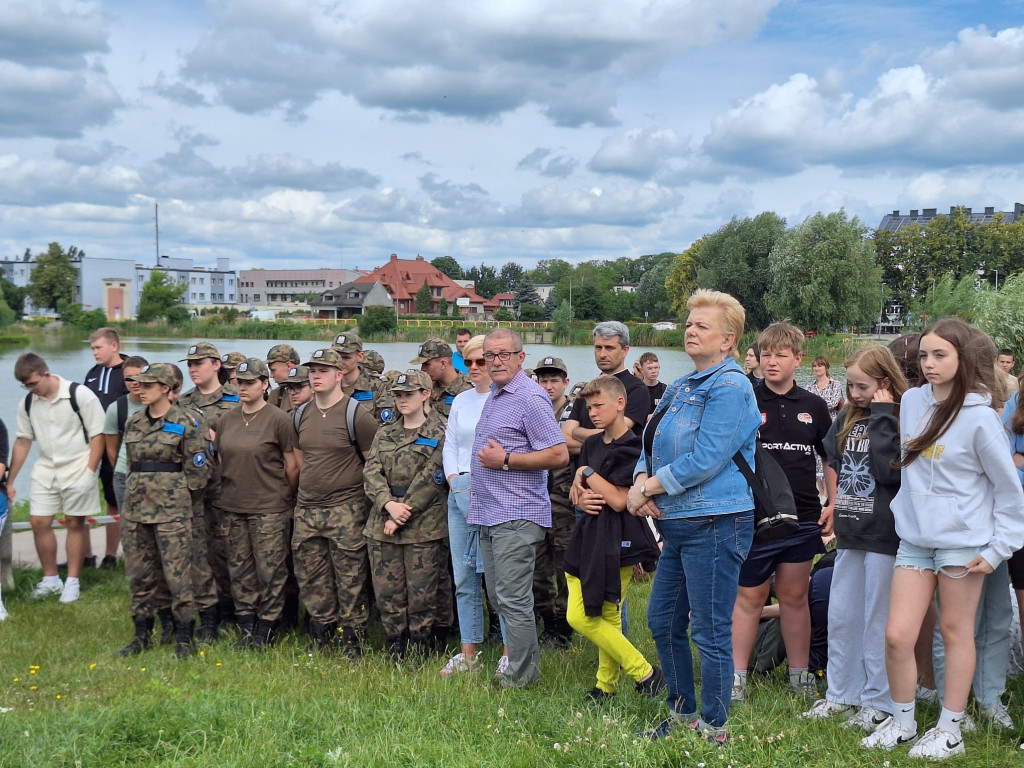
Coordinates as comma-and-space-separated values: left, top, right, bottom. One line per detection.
315, 399, 339, 418
241, 406, 264, 427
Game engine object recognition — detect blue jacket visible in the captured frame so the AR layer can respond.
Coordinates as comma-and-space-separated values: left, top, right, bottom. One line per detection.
634, 357, 760, 518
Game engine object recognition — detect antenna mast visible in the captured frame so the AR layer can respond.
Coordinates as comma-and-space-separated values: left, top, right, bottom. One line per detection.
154, 203, 160, 265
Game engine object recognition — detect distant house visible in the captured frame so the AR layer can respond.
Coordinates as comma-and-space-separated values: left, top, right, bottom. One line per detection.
612, 279, 639, 293
355, 254, 498, 319
310, 280, 391, 319
492, 292, 516, 309
877, 204, 1024, 233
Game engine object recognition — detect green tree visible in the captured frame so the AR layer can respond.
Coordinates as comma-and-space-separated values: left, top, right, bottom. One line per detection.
551, 300, 573, 344
519, 303, 545, 321
666, 240, 702, 316
973, 273, 1024, 358
570, 282, 607, 321
513, 278, 542, 310
606, 290, 636, 322
907, 273, 981, 328
499, 263, 525, 294
0, 277, 26, 318
634, 260, 673, 320
359, 306, 398, 336
465, 265, 501, 298
137, 270, 187, 322
438, 297, 448, 317
415, 282, 433, 314
57, 299, 107, 330
494, 307, 515, 321
430, 256, 463, 280
528, 259, 573, 285
0, 291, 14, 328
765, 211, 883, 332
28, 242, 79, 312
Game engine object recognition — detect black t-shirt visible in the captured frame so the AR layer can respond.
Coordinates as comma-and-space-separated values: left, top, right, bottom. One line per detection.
755, 382, 832, 521
579, 430, 641, 504
569, 369, 649, 437
84, 355, 129, 410
646, 381, 667, 415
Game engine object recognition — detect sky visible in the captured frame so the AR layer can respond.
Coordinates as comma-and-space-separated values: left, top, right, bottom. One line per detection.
2, 0, 1024, 275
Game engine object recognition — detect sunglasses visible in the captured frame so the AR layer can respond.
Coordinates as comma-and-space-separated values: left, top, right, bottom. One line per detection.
465, 358, 487, 368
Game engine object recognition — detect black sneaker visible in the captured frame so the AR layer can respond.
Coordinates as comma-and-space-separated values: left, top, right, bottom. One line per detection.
585, 687, 616, 703
58, 556, 97, 573
99, 555, 118, 570
636, 666, 666, 698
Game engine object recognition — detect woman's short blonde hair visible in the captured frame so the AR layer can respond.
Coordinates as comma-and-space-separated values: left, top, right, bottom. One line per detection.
685, 289, 745, 357
462, 334, 487, 358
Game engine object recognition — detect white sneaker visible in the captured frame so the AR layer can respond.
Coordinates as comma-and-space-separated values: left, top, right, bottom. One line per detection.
493, 655, 509, 679
59, 580, 80, 604
31, 579, 63, 599
980, 701, 1013, 729
731, 672, 747, 702
907, 726, 964, 760
958, 713, 978, 734
844, 707, 891, 732
800, 698, 852, 719
915, 685, 940, 705
0, 601, 7, 621
440, 652, 479, 678
861, 716, 918, 750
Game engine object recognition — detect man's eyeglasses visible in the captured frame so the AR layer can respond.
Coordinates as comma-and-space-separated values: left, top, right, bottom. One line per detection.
465, 358, 487, 368
482, 351, 521, 362
20, 374, 47, 390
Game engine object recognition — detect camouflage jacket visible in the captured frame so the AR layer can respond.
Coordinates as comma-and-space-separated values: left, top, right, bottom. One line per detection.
550, 397, 576, 529
430, 372, 472, 418
344, 371, 396, 426
123, 403, 209, 524
178, 383, 240, 433
363, 409, 448, 544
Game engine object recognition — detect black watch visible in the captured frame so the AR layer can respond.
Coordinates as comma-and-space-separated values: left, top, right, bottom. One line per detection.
581, 467, 596, 483
502, 452, 511, 471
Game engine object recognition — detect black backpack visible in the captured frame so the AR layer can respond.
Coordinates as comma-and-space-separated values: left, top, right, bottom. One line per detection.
732, 444, 799, 544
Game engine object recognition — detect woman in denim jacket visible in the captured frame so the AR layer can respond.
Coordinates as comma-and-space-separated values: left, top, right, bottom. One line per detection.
627, 289, 761, 744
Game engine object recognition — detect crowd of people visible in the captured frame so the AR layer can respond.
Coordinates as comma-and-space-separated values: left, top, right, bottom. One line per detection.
2, 303, 1024, 760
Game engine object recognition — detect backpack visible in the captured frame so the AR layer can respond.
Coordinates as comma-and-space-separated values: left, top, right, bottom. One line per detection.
732, 444, 799, 544
294, 396, 366, 464
24, 381, 88, 444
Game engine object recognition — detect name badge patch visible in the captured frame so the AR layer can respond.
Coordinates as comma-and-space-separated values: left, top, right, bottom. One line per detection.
414, 437, 439, 448
161, 422, 185, 435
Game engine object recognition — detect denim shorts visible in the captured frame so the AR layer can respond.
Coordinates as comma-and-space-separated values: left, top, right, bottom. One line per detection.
895, 540, 983, 574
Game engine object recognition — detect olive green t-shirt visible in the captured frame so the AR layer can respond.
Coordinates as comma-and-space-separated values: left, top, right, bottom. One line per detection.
216, 404, 296, 514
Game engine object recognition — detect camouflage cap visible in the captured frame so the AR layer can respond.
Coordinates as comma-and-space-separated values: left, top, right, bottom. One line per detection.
362, 349, 385, 374
127, 363, 176, 388
332, 332, 363, 353
284, 365, 310, 385
234, 357, 270, 381
266, 343, 300, 365
569, 380, 590, 399
180, 341, 221, 361
383, 370, 403, 384
303, 348, 344, 370
409, 338, 453, 364
220, 351, 247, 370
533, 356, 568, 376
390, 369, 433, 392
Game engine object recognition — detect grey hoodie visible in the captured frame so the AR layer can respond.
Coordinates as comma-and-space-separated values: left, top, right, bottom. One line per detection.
891, 385, 1024, 569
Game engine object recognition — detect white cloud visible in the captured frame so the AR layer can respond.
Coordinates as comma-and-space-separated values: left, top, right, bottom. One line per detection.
588, 128, 690, 179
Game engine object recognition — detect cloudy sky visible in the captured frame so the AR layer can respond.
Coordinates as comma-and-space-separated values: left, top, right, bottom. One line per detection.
2, 1, 1023, 274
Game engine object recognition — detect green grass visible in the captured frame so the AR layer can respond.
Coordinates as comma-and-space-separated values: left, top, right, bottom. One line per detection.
1, 566, 1022, 767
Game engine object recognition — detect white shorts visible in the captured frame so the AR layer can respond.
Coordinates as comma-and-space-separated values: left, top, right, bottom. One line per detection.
30, 470, 101, 518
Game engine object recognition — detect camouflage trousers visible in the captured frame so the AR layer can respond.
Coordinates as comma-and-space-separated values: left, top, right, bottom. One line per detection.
204, 489, 232, 604
226, 510, 290, 622
292, 500, 370, 633
533, 523, 573, 620
122, 518, 194, 624
367, 537, 450, 643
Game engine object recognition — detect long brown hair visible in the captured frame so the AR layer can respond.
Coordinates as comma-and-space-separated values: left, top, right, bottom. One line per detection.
898, 318, 996, 467
837, 346, 908, 453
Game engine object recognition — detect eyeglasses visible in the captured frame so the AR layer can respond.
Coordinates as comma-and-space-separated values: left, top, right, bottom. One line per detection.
482, 351, 521, 362
20, 375, 46, 390
465, 358, 487, 368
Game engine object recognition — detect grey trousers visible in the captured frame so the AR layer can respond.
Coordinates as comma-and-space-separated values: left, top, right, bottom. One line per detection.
480, 519, 546, 687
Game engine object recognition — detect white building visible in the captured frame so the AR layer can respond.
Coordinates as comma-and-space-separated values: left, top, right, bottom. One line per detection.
238, 268, 361, 306
136, 256, 237, 308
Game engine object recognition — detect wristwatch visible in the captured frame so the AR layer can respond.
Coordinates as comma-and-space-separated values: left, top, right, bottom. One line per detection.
502, 452, 511, 471
582, 466, 596, 486
639, 480, 650, 498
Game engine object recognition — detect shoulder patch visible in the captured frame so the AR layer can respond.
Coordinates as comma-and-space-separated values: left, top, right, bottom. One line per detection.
444, 395, 455, 405
192, 453, 206, 467
414, 437, 439, 448
353, 390, 373, 401
161, 422, 186, 435
221, 393, 240, 403
433, 469, 445, 486
380, 408, 394, 424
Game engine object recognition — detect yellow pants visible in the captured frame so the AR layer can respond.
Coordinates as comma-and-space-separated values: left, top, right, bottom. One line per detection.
565, 568, 654, 693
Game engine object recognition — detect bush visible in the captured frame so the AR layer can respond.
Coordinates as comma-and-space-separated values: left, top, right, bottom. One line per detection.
360, 306, 398, 336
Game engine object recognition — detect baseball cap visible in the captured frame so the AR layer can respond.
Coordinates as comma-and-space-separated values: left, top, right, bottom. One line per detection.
362, 349, 385, 374
180, 342, 221, 361
332, 332, 363, 353
303, 348, 344, 369
283, 365, 310, 385
234, 358, 271, 381
221, 351, 247, 370
127, 363, 176, 388
409, 338, 453, 364
534, 356, 568, 376
266, 344, 300, 365
390, 369, 433, 392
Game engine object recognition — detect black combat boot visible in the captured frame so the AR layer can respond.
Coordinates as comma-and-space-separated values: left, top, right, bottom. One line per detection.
306, 620, 333, 652
216, 597, 237, 630
196, 610, 220, 643
278, 591, 300, 634
175, 619, 196, 658
249, 619, 275, 650
386, 634, 408, 661
335, 625, 364, 659
157, 609, 176, 645
233, 614, 256, 649
540, 613, 572, 649
116, 616, 154, 657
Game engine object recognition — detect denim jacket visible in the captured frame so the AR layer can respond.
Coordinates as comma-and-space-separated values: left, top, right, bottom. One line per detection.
633, 357, 760, 518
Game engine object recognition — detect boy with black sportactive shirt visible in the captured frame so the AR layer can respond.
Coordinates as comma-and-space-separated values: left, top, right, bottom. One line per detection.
730, 322, 834, 702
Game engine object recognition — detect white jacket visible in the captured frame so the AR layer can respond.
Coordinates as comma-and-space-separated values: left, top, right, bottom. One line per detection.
891, 386, 1024, 569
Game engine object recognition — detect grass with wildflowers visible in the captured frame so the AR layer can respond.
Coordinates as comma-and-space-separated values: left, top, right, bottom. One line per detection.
1, 564, 1023, 767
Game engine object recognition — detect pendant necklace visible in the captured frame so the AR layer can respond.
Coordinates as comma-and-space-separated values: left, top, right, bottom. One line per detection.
242, 407, 263, 427
315, 399, 338, 418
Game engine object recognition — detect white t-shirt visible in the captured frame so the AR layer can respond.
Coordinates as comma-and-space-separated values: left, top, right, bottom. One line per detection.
442, 387, 490, 478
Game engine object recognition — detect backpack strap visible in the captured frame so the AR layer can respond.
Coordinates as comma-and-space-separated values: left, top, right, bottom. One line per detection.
732, 449, 777, 515
293, 401, 309, 432
25, 383, 88, 443
346, 396, 365, 465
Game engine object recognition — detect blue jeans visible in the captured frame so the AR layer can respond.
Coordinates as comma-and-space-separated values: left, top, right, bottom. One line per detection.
648, 512, 753, 729
448, 474, 485, 645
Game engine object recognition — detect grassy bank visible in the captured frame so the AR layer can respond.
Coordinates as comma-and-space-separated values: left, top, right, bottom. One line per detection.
0, 565, 1021, 767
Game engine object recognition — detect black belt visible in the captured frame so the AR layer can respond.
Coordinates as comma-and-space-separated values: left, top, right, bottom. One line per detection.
131, 461, 182, 473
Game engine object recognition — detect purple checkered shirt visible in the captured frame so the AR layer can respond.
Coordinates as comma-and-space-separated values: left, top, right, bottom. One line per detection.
467, 370, 565, 527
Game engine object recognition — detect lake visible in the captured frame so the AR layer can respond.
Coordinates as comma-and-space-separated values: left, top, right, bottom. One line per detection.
0, 332, 834, 497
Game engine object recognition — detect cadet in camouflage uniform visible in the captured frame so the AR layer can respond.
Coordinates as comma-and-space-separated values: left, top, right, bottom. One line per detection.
178, 341, 240, 635
216, 358, 298, 649
282, 365, 313, 409
117, 364, 209, 659
410, 339, 471, 419
361, 350, 386, 377
334, 332, 396, 426
265, 344, 299, 413
294, 348, 378, 654
363, 370, 450, 658
220, 352, 247, 385
532, 357, 576, 647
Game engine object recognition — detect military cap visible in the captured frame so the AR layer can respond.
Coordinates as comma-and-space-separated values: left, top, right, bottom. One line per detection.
390, 369, 433, 392
409, 338, 453, 364
362, 349, 385, 374
234, 358, 271, 381
180, 341, 221, 361
266, 343, 300, 365
284, 365, 310, 385
303, 348, 344, 370
332, 332, 363, 353
383, 370, 403, 384
569, 380, 590, 399
127, 363, 177, 388
220, 351, 247, 370
533, 356, 568, 376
